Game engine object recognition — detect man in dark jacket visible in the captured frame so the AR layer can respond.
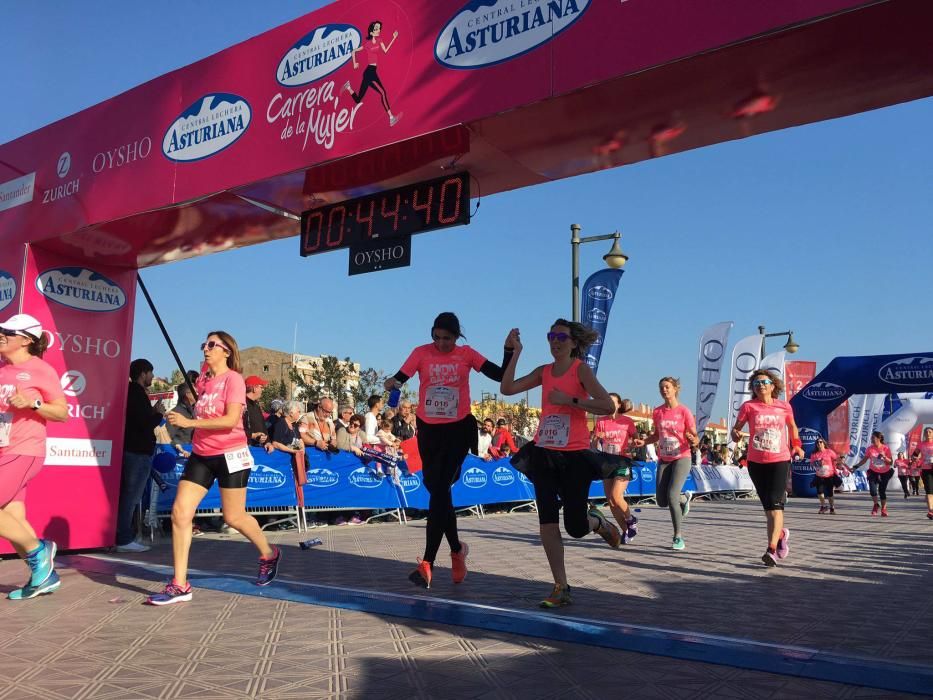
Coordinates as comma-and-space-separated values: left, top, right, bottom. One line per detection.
167, 383, 195, 457
116, 359, 164, 552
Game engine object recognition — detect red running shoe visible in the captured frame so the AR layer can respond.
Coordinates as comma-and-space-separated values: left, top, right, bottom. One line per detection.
871, 504, 879, 516
881, 506, 889, 517
450, 542, 469, 584
408, 559, 432, 589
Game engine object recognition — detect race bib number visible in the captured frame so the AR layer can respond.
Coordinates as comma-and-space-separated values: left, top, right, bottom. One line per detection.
871, 455, 887, 470
0, 412, 12, 448
538, 414, 570, 448
425, 386, 458, 419
603, 442, 621, 455
753, 428, 782, 454
814, 459, 832, 478
224, 447, 255, 474
659, 436, 681, 459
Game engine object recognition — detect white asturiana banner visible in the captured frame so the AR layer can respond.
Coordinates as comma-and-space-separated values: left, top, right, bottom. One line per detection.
727, 334, 763, 432
695, 321, 733, 434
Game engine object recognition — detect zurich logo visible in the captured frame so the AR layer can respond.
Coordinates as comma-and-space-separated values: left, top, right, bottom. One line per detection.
37, 267, 126, 312
306, 468, 339, 487
802, 381, 846, 402
435, 0, 591, 69
878, 357, 933, 387
247, 464, 287, 491
277, 24, 361, 86
400, 474, 421, 493
640, 466, 654, 482
586, 308, 607, 323
163, 93, 251, 162
461, 466, 488, 488
349, 466, 382, 489
0, 270, 16, 312
587, 285, 613, 301
492, 466, 514, 486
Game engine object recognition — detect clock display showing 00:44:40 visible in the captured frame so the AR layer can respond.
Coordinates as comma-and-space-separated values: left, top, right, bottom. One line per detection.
299, 172, 470, 257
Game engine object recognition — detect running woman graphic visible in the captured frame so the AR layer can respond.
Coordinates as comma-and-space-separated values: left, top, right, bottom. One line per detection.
0, 314, 69, 600
343, 21, 402, 127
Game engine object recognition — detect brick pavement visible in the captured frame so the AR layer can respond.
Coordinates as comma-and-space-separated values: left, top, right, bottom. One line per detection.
0, 493, 930, 699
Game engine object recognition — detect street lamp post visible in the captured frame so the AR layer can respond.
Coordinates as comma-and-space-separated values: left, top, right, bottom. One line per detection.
757, 325, 800, 358
570, 224, 629, 322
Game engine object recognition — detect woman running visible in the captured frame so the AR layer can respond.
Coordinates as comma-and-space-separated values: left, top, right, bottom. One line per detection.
810, 437, 840, 514
343, 21, 401, 126
386, 313, 512, 588
852, 431, 893, 516
911, 427, 933, 519
501, 320, 621, 609
0, 314, 68, 600
148, 331, 281, 605
633, 378, 699, 551
908, 451, 921, 497
895, 451, 912, 500
592, 394, 639, 543
730, 369, 804, 567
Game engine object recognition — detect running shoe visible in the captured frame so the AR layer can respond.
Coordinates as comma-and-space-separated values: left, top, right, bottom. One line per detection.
830, 507, 836, 515
927, 511, 933, 520
8, 570, 61, 600
904, 493, 909, 500
682, 492, 693, 518
146, 580, 192, 606
818, 505, 827, 514
408, 559, 432, 589
671, 536, 685, 551
255, 546, 281, 586
589, 507, 621, 549
389, 113, 403, 127
25, 539, 56, 588
626, 516, 639, 542
776, 528, 790, 560
881, 506, 889, 517
761, 549, 778, 567
349, 515, 363, 525
539, 583, 572, 609
871, 504, 879, 516
116, 540, 151, 553
450, 542, 469, 584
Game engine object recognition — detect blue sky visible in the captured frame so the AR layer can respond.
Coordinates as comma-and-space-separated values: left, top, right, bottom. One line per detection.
3, 2, 932, 422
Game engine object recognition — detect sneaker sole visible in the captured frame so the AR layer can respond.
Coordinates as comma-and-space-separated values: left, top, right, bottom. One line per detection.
761, 552, 777, 567
32, 540, 58, 588
408, 570, 431, 589
777, 529, 790, 559
589, 509, 621, 549
145, 592, 193, 606
256, 549, 282, 587
539, 600, 571, 609
9, 578, 61, 600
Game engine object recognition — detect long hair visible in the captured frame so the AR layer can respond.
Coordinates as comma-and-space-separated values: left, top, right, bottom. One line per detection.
206, 330, 241, 372
551, 318, 598, 359
367, 20, 382, 39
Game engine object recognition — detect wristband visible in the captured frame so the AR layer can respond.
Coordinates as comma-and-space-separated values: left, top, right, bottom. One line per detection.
791, 438, 802, 448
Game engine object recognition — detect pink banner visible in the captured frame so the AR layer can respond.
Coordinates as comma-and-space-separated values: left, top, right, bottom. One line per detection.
827, 402, 850, 456
785, 361, 817, 401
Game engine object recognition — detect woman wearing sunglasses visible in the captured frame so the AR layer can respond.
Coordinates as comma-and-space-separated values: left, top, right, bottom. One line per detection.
731, 369, 804, 567
0, 314, 69, 600
851, 431, 893, 517
810, 437, 841, 514
148, 331, 280, 605
501, 320, 620, 609
385, 313, 513, 589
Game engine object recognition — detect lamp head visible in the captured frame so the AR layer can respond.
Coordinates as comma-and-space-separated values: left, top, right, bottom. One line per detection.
783, 332, 799, 354
603, 235, 629, 269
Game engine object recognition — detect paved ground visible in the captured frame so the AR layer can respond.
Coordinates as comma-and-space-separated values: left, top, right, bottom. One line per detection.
1, 492, 931, 699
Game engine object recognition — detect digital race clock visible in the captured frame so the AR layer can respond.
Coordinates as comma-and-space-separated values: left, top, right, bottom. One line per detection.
299, 171, 470, 257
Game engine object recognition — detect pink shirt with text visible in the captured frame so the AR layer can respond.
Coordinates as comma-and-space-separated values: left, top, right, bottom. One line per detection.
594, 414, 637, 457
400, 344, 487, 425
736, 399, 794, 464
652, 404, 695, 462
810, 449, 838, 478
917, 441, 933, 471
191, 370, 247, 456
0, 357, 65, 457
895, 458, 910, 477
865, 444, 892, 473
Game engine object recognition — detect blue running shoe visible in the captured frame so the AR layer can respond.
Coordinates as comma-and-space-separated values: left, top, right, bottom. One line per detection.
25, 539, 56, 588
145, 581, 192, 606
626, 515, 638, 542
256, 546, 281, 586
8, 570, 61, 600
671, 536, 686, 551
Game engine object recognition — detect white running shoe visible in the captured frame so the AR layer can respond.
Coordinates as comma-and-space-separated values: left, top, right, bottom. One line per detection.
116, 541, 150, 553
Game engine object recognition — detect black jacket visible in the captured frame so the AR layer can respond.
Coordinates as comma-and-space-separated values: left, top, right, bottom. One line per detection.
124, 381, 163, 455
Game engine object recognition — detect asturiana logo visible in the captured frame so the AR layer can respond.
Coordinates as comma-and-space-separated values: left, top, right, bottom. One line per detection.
248, 465, 287, 491
278, 24, 362, 86
0, 270, 16, 312
802, 381, 847, 402
436, 0, 591, 69
586, 308, 607, 323
306, 468, 339, 487
492, 466, 514, 486
640, 466, 654, 482
799, 427, 823, 443
163, 94, 251, 162
400, 474, 421, 493
587, 285, 613, 301
878, 357, 933, 387
349, 466, 382, 488
461, 466, 488, 488
36, 267, 126, 312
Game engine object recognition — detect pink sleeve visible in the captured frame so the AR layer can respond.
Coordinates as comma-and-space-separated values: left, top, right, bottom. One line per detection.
225, 373, 246, 407
736, 402, 749, 425
468, 346, 488, 372
681, 405, 696, 431
399, 347, 423, 378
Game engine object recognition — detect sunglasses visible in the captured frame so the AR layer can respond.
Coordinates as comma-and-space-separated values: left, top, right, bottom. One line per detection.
0, 329, 31, 339
349, 422, 361, 427
201, 340, 229, 352
752, 379, 773, 387
547, 332, 571, 342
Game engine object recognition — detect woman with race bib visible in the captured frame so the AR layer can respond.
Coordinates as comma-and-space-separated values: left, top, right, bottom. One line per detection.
634, 377, 699, 552
148, 331, 281, 605
810, 438, 841, 514
910, 427, 933, 519
852, 431, 893, 517
0, 314, 69, 600
386, 313, 512, 589
731, 369, 804, 567
501, 320, 621, 609
592, 394, 639, 543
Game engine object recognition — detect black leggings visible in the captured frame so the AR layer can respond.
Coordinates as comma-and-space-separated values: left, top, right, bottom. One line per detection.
898, 475, 910, 497
747, 461, 790, 511
868, 470, 893, 501
416, 415, 476, 562
532, 449, 595, 538
813, 475, 835, 499
351, 65, 391, 114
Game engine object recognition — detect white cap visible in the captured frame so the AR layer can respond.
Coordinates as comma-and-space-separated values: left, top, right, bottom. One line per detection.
0, 314, 43, 338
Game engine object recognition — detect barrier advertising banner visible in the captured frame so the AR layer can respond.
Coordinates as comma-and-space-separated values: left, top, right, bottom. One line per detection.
695, 321, 732, 434
579, 268, 624, 374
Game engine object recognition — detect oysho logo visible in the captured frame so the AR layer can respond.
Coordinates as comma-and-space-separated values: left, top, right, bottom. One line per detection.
306, 467, 339, 487
277, 24, 362, 86
802, 381, 846, 402
492, 466, 514, 486
400, 473, 421, 493
461, 466, 488, 488
47, 332, 121, 359
436, 0, 591, 69
587, 285, 613, 301
0, 270, 16, 312
92, 137, 152, 173
36, 267, 126, 312
60, 370, 87, 397
586, 308, 607, 323
878, 357, 933, 387
163, 94, 252, 162
349, 466, 382, 488
248, 464, 287, 491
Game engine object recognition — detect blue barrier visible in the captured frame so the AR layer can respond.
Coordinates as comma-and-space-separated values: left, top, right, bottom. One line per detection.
302, 448, 402, 509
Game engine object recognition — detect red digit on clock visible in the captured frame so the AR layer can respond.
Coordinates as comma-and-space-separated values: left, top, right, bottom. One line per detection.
326, 205, 346, 247
356, 200, 375, 238
303, 211, 323, 253
411, 186, 433, 225
381, 193, 401, 232
437, 177, 463, 224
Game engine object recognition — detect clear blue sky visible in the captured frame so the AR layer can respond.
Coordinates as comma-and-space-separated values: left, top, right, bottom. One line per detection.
3, 2, 932, 421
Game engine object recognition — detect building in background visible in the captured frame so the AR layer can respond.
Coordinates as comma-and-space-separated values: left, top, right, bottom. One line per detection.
240, 346, 360, 401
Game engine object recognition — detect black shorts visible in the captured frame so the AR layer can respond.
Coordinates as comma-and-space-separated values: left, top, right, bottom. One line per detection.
812, 475, 836, 498
922, 470, 933, 494
180, 452, 251, 490
747, 460, 790, 511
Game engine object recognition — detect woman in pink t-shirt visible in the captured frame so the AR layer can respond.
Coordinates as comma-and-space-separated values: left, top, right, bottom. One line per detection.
0, 314, 68, 600
342, 21, 402, 126
148, 331, 280, 606
910, 427, 933, 519
501, 319, 618, 609
592, 394, 639, 542
385, 313, 513, 589
634, 377, 699, 552
731, 369, 804, 567
810, 438, 841, 514
852, 431, 893, 517
894, 452, 912, 500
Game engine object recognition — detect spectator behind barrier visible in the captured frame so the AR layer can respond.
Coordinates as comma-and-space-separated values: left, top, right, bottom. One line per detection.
270, 400, 304, 454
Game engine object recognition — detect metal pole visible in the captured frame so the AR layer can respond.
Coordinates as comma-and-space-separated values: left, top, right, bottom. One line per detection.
758, 325, 766, 359
571, 224, 581, 322
136, 273, 197, 397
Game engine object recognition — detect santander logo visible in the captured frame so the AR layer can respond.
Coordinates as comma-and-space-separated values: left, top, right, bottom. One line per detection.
163, 94, 252, 162
277, 24, 362, 86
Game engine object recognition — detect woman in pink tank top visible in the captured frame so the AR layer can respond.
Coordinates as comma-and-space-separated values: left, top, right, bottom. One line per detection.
501, 319, 620, 610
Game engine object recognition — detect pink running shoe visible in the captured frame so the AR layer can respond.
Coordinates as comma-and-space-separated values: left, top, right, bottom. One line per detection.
871, 504, 879, 516
776, 528, 790, 560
